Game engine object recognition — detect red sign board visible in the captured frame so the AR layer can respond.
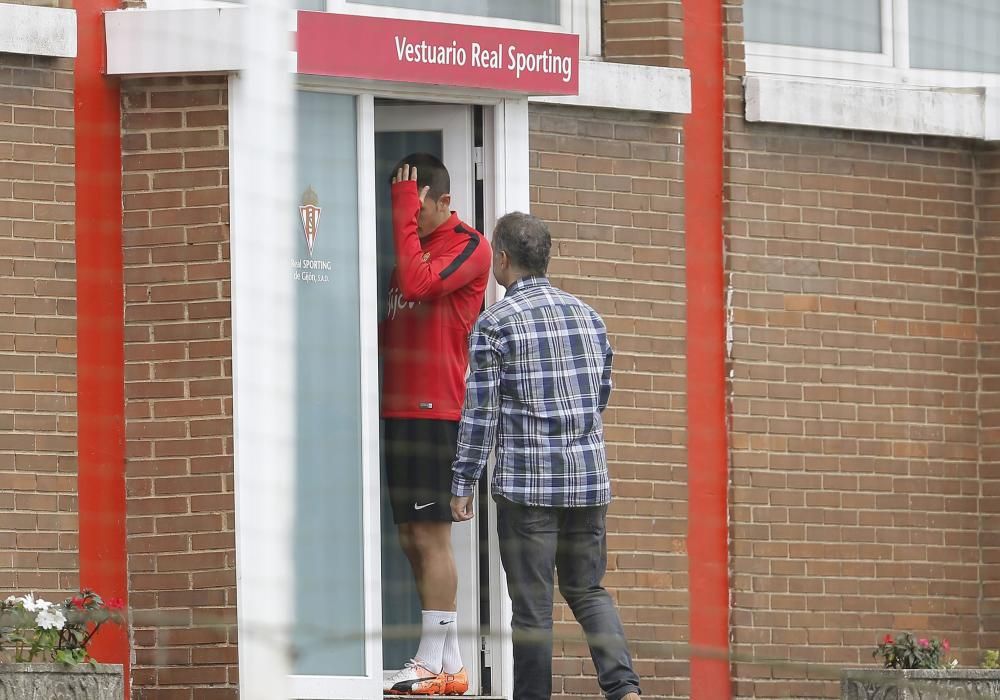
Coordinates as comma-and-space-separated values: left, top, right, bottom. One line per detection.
297, 12, 579, 96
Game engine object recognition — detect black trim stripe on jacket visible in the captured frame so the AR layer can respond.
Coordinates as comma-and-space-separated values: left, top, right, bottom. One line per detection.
439, 224, 481, 280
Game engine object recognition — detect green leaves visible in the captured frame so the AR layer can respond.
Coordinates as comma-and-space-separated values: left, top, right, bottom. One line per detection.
0, 590, 125, 666
873, 632, 950, 670
54, 648, 88, 665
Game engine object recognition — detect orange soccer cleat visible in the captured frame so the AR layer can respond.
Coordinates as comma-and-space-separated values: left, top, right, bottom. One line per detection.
384, 660, 446, 695
441, 667, 469, 695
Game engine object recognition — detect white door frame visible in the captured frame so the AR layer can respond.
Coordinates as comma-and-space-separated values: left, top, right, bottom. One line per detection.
374, 101, 481, 693
231, 73, 530, 699
229, 67, 297, 700
483, 96, 529, 699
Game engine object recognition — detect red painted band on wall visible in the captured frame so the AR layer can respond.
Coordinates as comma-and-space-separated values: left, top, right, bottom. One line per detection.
683, 0, 731, 697
75, 0, 129, 687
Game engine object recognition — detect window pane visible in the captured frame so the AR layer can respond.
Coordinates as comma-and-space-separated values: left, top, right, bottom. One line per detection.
744, 0, 881, 53
293, 90, 366, 677
910, 0, 1000, 73
348, 0, 559, 25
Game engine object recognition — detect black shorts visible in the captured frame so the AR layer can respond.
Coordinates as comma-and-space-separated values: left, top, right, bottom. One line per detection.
383, 418, 459, 524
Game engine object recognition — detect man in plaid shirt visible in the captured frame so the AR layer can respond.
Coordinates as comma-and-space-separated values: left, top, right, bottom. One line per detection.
450, 212, 641, 700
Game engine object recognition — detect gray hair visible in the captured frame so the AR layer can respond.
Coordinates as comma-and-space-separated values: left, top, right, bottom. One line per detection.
492, 212, 551, 277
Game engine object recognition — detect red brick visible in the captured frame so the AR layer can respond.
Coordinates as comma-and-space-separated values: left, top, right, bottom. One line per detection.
0, 52, 78, 604
123, 76, 238, 696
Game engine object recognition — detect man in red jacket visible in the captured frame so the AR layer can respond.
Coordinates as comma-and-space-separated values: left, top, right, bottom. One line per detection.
380, 154, 491, 696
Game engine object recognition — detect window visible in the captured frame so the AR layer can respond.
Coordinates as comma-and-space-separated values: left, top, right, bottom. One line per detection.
326, 0, 601, 58
908, 0, 1000, 74
744, 0, 1000, 86
744, 0, 882, 54
347, 0, 559, 25
292, 90, 368, 680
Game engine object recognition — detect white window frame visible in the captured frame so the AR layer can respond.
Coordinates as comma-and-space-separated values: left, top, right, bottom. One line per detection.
326, 0, 602, 58
745, 0, 1000, 88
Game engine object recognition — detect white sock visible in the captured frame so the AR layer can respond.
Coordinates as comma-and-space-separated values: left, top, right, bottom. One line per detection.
414, 610, 454, 674
441, 617, 463, 674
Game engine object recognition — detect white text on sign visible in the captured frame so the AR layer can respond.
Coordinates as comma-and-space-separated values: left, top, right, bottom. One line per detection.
393, 36, 573, 83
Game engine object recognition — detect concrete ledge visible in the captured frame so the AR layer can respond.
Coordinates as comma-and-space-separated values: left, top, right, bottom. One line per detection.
0, 664, 123, 700
532, 60, 691, 114
0, 3, 76, 58
746, 73, 1000, 141
105, 7, 244, 75
986, 87, 1000, 141
841, 668, 1000, 700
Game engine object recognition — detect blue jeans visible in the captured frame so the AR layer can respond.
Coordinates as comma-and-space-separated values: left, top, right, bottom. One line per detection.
496, 497, 642, 700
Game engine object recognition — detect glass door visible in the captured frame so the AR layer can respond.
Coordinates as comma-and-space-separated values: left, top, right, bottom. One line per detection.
288, 90, 382, 700
373, 102, 483, 695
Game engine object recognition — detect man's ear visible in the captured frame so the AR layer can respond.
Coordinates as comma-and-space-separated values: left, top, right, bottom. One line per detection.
437, 193, 452, 211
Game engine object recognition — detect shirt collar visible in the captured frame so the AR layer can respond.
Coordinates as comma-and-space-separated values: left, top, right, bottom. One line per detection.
423, 212, 460, 243
506, 276, 550, 296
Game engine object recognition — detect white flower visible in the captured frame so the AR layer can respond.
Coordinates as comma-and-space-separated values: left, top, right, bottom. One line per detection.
21, 594, 51, 613
950, 659, 959, 667
4, 595, 17, 605
35, 607, 66, 630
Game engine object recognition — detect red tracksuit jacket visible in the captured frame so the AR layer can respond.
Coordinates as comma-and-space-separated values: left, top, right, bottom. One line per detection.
379, 180, 492, 421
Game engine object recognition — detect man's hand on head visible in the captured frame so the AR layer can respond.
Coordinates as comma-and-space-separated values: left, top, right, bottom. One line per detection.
392, 164, 430, 205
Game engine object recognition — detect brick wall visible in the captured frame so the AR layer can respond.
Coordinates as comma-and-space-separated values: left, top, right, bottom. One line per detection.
528, 103, 689, 699
725, 2, 987, 697
600, 4, 688, 696
603, 0, 684, 69
120, 76, 237, 699
727, 125, 983, 700
0, 53, 78, 600
977, 145, 1000, 652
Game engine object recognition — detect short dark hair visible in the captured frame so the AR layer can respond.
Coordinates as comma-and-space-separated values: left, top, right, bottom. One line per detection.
492, 212, 551, 277
392, 152, 450, 200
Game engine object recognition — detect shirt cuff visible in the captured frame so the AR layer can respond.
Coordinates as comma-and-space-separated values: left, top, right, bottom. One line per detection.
451, 474, 477, 497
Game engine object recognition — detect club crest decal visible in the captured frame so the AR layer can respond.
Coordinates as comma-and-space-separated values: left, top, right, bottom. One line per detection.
299, 186, 321, 256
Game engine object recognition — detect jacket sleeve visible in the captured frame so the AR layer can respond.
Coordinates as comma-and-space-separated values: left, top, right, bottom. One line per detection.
391, 180, 490, 302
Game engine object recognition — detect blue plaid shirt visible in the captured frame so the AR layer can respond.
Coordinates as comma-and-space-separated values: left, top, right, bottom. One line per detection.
451, 276, 613, 507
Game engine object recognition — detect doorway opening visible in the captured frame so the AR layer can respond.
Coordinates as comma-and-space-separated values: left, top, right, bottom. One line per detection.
374, 99, 495, 697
